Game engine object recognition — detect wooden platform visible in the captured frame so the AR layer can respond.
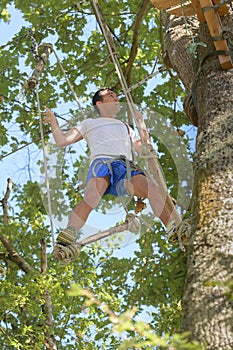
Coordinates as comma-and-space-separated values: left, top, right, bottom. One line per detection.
150, 0, 233, 69
151, 0, 231, 18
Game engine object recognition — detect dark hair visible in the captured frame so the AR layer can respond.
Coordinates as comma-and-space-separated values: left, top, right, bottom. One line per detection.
92, 87, 115, 106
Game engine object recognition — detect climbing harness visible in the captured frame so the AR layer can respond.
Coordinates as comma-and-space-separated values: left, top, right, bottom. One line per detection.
91, 155, 143, 185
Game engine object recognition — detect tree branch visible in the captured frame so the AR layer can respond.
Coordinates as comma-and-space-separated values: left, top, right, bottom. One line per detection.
0, 179, 34, 273
0, 234, 34, 273
124, 0, 151, 85
41, 239, 57, 350
1, 178, 12, 225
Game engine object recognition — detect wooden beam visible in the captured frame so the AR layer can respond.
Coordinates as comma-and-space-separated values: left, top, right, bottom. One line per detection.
199, 0, 233, 69
150, 0, 232, 17
191, 0, 206, 22
150, 0, 185, 11
166, 2, 196, 16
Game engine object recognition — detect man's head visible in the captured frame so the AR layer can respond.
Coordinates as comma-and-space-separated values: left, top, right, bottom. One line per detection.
92, 88, 120, 117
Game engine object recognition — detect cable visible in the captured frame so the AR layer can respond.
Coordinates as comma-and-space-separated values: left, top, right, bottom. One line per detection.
35, 87, 55, 247
53, 48, 83, 111
121, 67, 165, 94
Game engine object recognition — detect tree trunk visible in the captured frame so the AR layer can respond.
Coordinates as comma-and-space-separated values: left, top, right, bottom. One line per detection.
165, 12, 233, 350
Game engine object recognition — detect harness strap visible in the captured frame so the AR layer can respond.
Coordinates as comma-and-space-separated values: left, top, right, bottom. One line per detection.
92, 155, 142, 181
123, 122, 136, 163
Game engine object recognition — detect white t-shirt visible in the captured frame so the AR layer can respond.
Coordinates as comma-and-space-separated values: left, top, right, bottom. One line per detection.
75, 117, 139, 162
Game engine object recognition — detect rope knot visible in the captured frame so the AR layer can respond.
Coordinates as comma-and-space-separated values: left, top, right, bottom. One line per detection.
126, 214, 141, 233
168, 219, 192, 251
140, 143, 157, 159
53, 243, 81, 265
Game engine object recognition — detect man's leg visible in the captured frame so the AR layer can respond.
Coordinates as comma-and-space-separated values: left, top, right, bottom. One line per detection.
126, 174, 181, 227
53, 175, 111, 262
67, 175, 111, 232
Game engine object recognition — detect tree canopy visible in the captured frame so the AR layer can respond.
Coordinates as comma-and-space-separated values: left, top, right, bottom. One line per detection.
2, 0, 230, 349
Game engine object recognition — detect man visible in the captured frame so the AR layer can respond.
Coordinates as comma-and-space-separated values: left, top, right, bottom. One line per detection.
44, 88, 182, 258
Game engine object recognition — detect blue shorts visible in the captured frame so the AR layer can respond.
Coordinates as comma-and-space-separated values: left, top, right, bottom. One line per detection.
86, 157, 144, 196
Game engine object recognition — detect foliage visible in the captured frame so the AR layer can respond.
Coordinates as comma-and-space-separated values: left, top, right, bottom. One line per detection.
0, 0, 196, 349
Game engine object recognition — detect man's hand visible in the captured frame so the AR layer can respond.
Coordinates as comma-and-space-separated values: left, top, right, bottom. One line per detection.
43, 106, 57, 125
134, 110, 149, 143
42, 106, 83, 147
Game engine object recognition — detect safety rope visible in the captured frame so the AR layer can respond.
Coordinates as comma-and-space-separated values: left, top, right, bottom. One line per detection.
202, 0, 233, 13
26, 32, 84, 248
53, 214, 140, 264
90, 0, 141, 128
89, 0, 150, 139
35, 87, 55, 247
122, 67, 165, 94
53, 48, 83, 111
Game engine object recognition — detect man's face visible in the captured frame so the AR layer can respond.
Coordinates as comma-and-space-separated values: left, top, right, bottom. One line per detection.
96, 89, 120, 117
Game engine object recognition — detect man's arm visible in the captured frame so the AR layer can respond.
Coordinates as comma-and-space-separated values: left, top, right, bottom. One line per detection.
43, 106, 83, 147
133, 139, 142, 154
131, 110, 150, 155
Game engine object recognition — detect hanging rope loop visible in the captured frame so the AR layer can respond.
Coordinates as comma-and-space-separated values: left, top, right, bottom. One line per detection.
125, 213, 141, 233
139, 143, 157, 159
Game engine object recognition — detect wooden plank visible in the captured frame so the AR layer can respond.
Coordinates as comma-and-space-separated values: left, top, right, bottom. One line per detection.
191, 0, 205, 22
150, 0, 232, 16
150, 0, 185, 11
199, 0, 233, 69
166, 2, 196, 16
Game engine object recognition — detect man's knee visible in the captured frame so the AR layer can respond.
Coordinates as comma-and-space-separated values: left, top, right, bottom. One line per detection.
127, 174, 151, 197
129, 175, 161, 198
84, 176, 110, 208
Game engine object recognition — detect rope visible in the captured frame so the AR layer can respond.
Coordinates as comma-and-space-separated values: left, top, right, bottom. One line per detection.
35, 87, 55, 247
91, 2, 164, 164
90, 0, 159, 147
25, 33, 83, 248
121, 67, 165, 94
90, 0, 140, 129
53, 48, 83, 111
53, 215, 140, 264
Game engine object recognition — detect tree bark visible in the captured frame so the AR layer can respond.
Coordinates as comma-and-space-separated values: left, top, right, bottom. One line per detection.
165, 11, 233, 350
